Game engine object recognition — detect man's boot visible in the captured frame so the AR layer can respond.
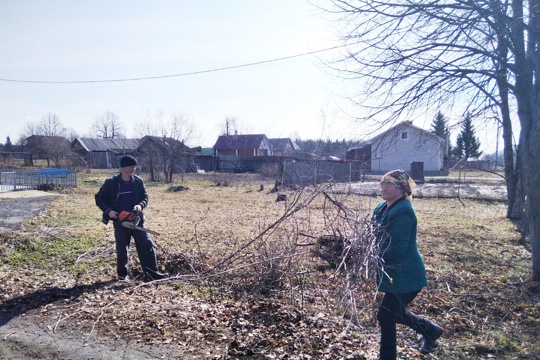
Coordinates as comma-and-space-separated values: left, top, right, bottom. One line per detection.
146, 270, 169, 281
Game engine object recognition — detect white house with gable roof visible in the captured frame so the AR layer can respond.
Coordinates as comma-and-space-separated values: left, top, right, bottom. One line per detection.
368, 121, 445, 172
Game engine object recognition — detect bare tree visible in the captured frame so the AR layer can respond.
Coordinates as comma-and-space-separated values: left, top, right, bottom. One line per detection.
325, 0, 540, 279
92, 111, 124, 139
64, 128, 80, 142
20, 121, 39, 138
136, 112, 196, 183
30, 113, 70, 167
220, 115, 237, 136
15, 113, 71, 167
164, 114, 196, 182
135, 110, 176, 181
134, 111, 163, 138
135, 112, 163, 181
41, 136, 71, 168
218, 115, 254, 136
39, 113, 66, 137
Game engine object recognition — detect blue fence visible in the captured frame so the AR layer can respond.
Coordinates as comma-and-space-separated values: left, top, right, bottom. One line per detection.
0, 168, 77, 192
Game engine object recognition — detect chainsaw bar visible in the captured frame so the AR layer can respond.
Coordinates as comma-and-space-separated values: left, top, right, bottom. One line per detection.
121, 221, 160, 236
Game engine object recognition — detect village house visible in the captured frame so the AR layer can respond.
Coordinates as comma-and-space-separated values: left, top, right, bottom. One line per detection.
72, 138, 140, 169
269, 138, 301, 156
347, 121, 445, 173
213, 134, 273, 157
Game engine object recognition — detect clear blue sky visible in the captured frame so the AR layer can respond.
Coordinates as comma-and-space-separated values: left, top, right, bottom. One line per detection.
0, 0, 501, 152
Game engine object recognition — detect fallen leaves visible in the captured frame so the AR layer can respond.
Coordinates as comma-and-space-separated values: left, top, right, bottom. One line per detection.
1, 173, 539, 359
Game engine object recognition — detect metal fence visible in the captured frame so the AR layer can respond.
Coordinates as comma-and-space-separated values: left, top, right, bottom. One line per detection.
0, 172, 17, 192
282, 159, 363, 186
0, 169, 77, 192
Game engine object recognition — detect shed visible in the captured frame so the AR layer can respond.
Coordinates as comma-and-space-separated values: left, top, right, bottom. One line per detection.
72, 138, 140, 168
346, 143, 371, 170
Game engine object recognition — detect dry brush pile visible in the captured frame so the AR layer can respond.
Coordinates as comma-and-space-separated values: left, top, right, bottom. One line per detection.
0, 171, 539, 359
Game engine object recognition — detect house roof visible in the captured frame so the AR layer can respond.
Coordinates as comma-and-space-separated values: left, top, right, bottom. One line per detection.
139, 135, 193, 152
73, 138, 141, 152
26, 135, 71, 146
347, 142, 370, 151
213, 134, 269, 150
269, 138, 301, 151
370, 121, 444, 143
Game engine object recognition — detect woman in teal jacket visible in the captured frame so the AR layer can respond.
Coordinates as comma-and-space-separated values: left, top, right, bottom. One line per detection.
373, 170, 442, 359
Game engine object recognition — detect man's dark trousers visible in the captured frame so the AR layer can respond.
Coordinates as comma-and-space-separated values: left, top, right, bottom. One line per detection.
113, 221, 159, 278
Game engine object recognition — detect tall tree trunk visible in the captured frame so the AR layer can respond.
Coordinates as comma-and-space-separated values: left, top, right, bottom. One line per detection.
525, 0, 540, 281
513, 150, 525, 231
511, 0, 540, 280
494, 40, 520, 218
522, 113, 540, 280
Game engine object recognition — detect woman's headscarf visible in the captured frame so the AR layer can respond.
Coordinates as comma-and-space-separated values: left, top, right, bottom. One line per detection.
380, 169, 417, 200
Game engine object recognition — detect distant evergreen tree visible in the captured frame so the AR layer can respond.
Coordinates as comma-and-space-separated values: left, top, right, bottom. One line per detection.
431, 111, 449, 139
454, 113, 482, 160
5, 136, 13, 151
431, 111, 451, 161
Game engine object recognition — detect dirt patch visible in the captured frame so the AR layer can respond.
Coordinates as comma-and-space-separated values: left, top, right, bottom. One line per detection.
0, 189, 61, 199
0, 314, 187, 360
0, 191, 61, 232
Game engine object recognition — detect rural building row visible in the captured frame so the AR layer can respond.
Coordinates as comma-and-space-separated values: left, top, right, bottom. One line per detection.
2, 121, 497, 177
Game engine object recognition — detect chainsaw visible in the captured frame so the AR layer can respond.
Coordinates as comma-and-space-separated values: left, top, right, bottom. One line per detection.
118, 210, 160, 236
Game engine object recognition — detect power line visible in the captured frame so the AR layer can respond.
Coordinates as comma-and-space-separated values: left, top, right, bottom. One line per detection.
0, 44, 346, 85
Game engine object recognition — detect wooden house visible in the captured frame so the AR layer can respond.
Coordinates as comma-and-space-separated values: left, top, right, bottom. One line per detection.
136, 135, 198, 180
72, 138, 140, 169
25, 135, 71, 160
269, 138, 301, 156
213, 134, 273, 157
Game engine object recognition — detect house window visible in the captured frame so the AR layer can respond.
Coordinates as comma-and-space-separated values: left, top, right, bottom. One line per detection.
401, 131, 409, 140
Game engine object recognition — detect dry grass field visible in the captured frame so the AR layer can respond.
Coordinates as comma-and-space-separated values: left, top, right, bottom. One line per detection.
0, 169, 538, 359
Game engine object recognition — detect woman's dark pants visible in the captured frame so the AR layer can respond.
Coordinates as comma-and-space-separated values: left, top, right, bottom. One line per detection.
377, 291, 437, 360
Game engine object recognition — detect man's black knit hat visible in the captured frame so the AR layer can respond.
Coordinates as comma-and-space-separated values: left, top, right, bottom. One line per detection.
120, 155, 138, 168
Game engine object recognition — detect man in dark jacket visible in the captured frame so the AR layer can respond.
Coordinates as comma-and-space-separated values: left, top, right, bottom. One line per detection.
95, 155, 168, 281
